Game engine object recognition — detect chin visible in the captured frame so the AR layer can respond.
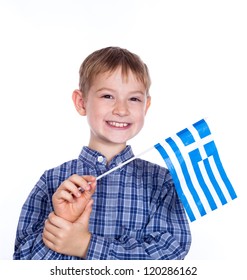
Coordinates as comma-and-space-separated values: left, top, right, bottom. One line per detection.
108, 139, 128, 145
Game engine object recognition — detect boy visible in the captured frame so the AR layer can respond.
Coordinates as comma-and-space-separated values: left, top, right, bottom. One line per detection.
13, 46, 191, 260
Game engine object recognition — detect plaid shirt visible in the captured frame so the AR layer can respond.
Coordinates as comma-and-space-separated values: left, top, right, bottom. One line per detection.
14, 146, 191, 260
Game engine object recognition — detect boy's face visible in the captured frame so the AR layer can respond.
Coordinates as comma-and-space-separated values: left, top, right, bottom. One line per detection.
78, 67, 151, 151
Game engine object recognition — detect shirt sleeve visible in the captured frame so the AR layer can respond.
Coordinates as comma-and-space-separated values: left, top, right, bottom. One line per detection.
86, 179, 192, 260
13, 172, 80, 260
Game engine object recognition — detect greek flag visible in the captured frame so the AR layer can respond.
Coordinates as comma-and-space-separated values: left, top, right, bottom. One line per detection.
154, 119, 237, 222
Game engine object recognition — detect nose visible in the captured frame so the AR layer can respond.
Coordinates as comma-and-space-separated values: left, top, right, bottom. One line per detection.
112, 100, 130, 116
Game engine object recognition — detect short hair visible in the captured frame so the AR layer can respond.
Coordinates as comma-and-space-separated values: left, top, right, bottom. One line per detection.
79, 46, 151, 96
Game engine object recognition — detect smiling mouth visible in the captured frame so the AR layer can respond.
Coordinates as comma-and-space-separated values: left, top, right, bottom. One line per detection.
107, 121, 130, 128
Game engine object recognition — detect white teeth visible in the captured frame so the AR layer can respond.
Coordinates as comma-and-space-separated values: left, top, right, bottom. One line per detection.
108, 121, 129, 128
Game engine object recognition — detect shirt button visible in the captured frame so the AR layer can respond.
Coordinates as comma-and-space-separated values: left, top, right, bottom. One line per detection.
97, 156, 104, 163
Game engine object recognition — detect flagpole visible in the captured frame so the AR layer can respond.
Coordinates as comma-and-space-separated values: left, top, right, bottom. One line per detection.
95, 146, 155, 181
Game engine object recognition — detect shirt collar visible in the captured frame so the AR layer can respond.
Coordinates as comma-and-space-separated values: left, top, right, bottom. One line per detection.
78, 145, 135, 168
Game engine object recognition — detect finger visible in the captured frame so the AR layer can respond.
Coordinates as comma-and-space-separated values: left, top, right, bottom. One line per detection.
82, 175, 96, 184
85, 199, 94, 214
43, 219, 59, 248
53, 188, 76, 203
77, 199, 93, 225
42, 233, 58, 252
42, 234, 53, 247
44, 218, 59, 233
69, 174, 95, 192
70, 174, 93, 190
43, 224, 56, 242
79, 176, 97, 194
47, 212, 71, 229
62, 179, 83, 198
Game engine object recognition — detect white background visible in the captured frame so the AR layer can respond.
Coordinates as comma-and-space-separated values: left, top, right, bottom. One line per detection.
0, 0, 246, 260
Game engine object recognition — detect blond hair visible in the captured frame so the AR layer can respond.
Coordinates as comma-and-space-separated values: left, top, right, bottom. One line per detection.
79, 46, 151, 96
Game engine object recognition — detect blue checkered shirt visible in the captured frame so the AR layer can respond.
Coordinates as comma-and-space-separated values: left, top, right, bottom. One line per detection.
14, 146, 191, 260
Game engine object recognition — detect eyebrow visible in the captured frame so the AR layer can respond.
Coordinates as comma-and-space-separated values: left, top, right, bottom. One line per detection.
96, 87, 146, 95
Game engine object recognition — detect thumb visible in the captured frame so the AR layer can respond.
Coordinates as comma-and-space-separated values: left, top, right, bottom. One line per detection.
76, 199, 93, 226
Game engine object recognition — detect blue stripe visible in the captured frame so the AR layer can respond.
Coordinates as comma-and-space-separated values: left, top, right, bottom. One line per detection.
204, 141, 237, 200
193, 119, 211, 138
189, 149, 217, 211
154, 143, 196, 222
177, 128, 195, 146
165, 137, 207, 218
203, 157, 227, 205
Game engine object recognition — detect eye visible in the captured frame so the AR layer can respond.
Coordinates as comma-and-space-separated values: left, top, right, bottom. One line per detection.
102, 94, 113, 99
130, 97, 141, 102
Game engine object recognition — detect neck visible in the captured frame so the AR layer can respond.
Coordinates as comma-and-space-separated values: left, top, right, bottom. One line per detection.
88, 140, 127, 163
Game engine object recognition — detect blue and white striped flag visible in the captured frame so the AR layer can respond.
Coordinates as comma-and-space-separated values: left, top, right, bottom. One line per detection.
154, 119, 237, 222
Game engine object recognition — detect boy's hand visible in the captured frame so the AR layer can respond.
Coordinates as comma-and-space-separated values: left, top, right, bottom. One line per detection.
43, 199, 93, 258
52, 174, 96, 222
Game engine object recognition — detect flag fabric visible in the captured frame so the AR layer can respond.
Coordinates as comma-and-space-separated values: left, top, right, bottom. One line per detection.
154, 119, 237, 222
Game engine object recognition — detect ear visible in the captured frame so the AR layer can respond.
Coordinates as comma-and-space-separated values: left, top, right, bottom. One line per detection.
145, 96, 151, 114
72, 90, 87, 116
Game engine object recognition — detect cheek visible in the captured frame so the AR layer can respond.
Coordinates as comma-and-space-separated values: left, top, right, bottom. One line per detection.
134, 112, 146, 128
87, 113, 100, 126
86, 108, 106, 128
137, 108, 147, 120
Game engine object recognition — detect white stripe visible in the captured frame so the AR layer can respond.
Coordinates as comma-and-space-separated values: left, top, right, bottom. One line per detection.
197, 159, 222, 207
159, 139, 202, 220
208, 156, 233, 202
172, 134, 213, 214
